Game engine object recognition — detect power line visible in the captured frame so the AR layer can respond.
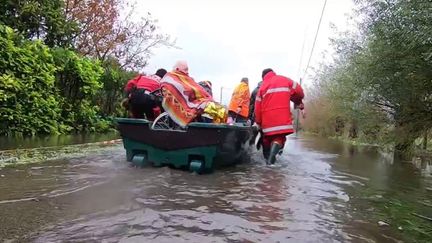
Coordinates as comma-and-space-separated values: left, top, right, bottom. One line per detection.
303, 0, 328, 78
296, 0, 327, 136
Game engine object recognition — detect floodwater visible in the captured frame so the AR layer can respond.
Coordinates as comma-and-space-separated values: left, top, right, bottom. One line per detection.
0, 136, 431, 242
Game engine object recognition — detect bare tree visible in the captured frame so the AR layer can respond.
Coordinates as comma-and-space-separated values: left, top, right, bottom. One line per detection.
65, 0, 175, 70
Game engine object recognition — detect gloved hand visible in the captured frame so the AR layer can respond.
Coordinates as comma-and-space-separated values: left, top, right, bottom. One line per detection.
227, 116, 234, 124
252, 122, 261, 130
295, 102, 304, 110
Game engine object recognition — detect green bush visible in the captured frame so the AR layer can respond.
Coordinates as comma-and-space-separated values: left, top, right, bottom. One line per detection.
0, 24, 62, 136
0, 24, 138, 136
51, 48, 104, 131
96, 58, 136, 117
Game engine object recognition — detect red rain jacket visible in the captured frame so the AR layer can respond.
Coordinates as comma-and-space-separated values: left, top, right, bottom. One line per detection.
254, 71, 304, 136
124, 74, 161, 94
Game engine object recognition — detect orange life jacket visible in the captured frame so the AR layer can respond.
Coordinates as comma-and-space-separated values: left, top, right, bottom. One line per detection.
228, 82, 250, 118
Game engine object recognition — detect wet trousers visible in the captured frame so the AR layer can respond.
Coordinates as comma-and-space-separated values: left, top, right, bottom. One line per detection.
129, 89, 161, 120
262, 133, 290, 158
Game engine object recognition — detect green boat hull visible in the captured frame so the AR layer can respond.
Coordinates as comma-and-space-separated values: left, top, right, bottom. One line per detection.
116, 118, 256, 173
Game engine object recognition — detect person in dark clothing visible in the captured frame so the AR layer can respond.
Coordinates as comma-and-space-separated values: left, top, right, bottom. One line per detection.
198, 80, 213, 97
124, 68, 167, 120
249, 81, 262, 123
129, 89, 158, 120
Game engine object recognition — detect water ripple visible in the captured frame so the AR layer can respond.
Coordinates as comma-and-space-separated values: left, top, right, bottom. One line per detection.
1, 137, 422, 242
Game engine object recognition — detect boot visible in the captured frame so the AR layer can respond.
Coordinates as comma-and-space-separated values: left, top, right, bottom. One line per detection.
263, 146, 270, 161
255, 131, 263, 150
267, 142, 282, 165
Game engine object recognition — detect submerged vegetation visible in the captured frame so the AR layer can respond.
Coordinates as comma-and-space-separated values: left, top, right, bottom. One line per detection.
353, 184, 432, 242
0, 139, 122, 167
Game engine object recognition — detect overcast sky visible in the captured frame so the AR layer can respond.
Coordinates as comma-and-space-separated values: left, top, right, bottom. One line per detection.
135, 0, 355, 104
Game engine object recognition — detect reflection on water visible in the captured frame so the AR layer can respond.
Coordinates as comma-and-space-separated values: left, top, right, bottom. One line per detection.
0, 132, 119, 150
0, 136, 431, 242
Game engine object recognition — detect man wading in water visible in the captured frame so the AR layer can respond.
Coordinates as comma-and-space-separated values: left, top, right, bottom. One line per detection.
254, 68, 305, 165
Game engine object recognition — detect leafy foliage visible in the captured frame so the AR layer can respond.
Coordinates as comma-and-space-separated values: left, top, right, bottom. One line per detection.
96, 57, 136, 117
0, 0, 76, 47
0, 24, 119, 135
304, 0, 432, 157
0, 0, 172, 137
0, 24, 61, 136
52, 48, 104, 131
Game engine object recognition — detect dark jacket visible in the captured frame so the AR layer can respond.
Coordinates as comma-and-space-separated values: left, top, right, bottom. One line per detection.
249, 81, 262, 122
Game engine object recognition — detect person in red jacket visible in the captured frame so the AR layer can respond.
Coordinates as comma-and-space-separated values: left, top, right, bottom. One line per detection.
254, 68, 305, 165
124, 68, 167, 120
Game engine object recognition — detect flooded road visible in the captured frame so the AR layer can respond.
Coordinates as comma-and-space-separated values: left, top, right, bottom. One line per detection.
0, 136, 431, 242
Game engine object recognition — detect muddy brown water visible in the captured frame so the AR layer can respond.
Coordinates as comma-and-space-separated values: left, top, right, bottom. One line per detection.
0, 136, 431, 242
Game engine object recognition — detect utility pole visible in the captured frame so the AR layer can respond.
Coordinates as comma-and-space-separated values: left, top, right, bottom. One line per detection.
295, 78, 302, 137
220, 86, 223, 104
